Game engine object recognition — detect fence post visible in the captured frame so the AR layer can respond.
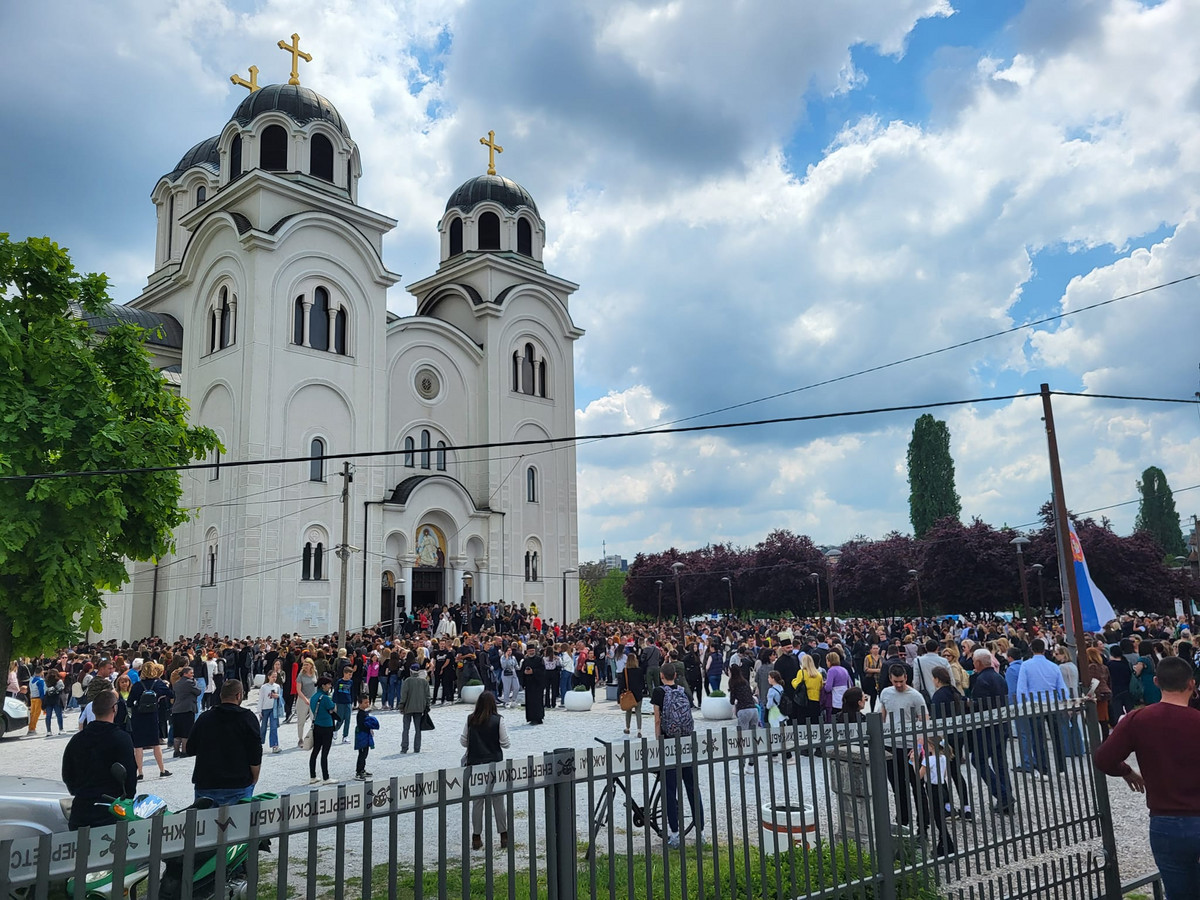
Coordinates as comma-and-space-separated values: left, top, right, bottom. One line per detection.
1083, 701, 1123, 897
865, 712, 897, 900
545, 747, 578, 900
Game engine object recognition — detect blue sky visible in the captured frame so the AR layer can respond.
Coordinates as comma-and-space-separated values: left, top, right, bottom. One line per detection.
1, 0, 1197, 561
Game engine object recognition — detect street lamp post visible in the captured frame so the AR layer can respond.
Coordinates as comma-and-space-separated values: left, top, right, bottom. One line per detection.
1030, 563, 1045, 619
721, 576, 734, 614
672, 561, 686, 641
655, 580, 664, 625
809, 573, 821, 618
562, 567, 577, 627
907, 569, 924, 618
462, 572, 473, 630
1010, 536, 1031, 622
824, 549, 842, 620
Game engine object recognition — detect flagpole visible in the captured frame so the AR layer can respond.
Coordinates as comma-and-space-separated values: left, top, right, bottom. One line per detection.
1040, 384, 1086, 661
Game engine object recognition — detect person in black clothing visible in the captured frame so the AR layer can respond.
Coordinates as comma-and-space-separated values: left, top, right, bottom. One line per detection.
1106, 643, 1135, 724
967, 649, 1012, 815
683, 646, 703, 708
773, 641, 800, 710
461, 690, 511, 850
928, 666, 973, 820
523, 644, 546, 724
62, 689, 138, 830
183, 679, 262, 804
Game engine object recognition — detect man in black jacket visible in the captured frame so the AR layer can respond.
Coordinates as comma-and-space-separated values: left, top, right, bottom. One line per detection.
184, 679, 262, 804
62, 689, 138, 829
773, 640, 800, 711
968, 649, 1013, 815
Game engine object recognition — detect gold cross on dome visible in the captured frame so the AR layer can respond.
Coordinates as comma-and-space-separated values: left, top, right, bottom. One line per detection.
230, 65, 260, 92
277, 33, 312, 85
479, 130, 503, 175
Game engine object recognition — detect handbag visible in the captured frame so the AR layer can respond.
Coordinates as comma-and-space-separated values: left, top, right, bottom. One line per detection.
419, 711, 435, 731
618, 671, 637, 711
302, 722, 314, 751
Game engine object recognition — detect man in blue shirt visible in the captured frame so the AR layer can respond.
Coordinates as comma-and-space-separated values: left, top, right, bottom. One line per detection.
1014, 639, 1068, 776
1005, 649, 1034, 772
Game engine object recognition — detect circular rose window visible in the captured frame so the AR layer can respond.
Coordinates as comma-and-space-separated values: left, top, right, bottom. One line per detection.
415, 367, 440, 401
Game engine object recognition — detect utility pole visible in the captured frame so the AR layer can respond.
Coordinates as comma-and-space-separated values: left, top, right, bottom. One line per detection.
1040, 384, 1085, 662
336, 461, 354, 653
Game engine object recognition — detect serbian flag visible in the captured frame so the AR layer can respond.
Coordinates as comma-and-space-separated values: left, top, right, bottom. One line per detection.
1068, 520, 1116, 632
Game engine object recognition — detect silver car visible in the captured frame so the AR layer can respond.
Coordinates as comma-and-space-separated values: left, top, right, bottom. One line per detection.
0, 774, 72, 841
1, 695, 30, 739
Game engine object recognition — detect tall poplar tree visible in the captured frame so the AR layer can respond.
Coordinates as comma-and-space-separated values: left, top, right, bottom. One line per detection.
907, 414, 961, 537
1134, 466, 1185, 556
0, 235, 219, 678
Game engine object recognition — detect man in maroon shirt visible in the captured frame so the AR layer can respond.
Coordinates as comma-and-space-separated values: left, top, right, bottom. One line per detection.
1094, 656, 1200, 899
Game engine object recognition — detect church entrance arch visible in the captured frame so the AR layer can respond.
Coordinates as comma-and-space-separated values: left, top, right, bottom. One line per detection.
412, 524, 447, 610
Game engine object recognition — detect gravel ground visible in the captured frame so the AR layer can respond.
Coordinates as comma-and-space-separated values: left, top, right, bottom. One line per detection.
5, 691, 1158, 895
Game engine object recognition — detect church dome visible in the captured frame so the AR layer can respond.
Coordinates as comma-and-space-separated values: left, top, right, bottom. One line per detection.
445, 174, 539, 216
230, 84, 351, 139
166, 135, 220, 181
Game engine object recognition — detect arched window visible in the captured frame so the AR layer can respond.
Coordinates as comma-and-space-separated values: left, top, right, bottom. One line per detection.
436, 441, 446, 471
208, 448, 221, 481
206, 545, 217, 586
196, 185, 206, 205
537, 360, 547, 398
309, 438, 325, 482
531, 551, 539, 582
512, 353, 521, 392
293, 296, 305, 345
333, 306, 347, 355
313, 542, 324, 580
420, 430, 431, 469
522, 344, 536, 396
525, 551, 531, 582
310, 133, 334, 181
302, 542, 313, 581
449, 217, 463, 256
230, 135, 242, 180
403, 436, 415, 468
527, 467, 537, 502
260, 124, 288, 171
167, 195, 174, 258
218, 288, 233, 350
478, 211, 501, 250
208, 305, 218, 354
310, 287, 330, 351
517, 218, 533, 256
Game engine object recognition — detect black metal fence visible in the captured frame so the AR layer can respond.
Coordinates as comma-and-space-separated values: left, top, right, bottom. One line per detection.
2, 697, 1141, 900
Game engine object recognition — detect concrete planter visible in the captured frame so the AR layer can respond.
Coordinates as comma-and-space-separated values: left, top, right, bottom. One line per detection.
701, 695, 735, 721
564, 690, 594, 712
760, 802, 817, 849
460, 684, 485, 706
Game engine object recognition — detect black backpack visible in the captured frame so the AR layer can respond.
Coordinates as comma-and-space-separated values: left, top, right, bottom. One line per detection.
136, 685, 159, 716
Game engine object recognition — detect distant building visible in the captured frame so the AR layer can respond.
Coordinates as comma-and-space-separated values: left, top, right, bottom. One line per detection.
602, 555, 628, 573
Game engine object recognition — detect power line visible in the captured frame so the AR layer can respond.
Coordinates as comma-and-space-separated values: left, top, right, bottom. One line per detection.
6, 388, 1196, 484
633, 271, 1200, 432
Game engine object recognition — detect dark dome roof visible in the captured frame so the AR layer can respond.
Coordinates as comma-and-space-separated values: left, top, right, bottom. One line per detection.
231, 84, 351, 139
167, 135, 220, 181
72, 303, 184, 349
445, 174, 538, 216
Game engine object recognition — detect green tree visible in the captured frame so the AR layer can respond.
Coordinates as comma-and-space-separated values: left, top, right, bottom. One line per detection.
0, 235, 218, 677
1134, 466, 1185, 557
906, 414, 961, 538
580, 569, 633, 620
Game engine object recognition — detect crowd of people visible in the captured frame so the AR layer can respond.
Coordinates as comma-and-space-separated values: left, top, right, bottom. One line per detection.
8, 600, 1199, 892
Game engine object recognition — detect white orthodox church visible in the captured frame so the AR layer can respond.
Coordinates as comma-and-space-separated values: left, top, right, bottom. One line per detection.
91, 78, 582, 640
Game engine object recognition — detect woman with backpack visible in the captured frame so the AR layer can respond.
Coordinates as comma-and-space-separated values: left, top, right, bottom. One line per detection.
128, 661, 173, 780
